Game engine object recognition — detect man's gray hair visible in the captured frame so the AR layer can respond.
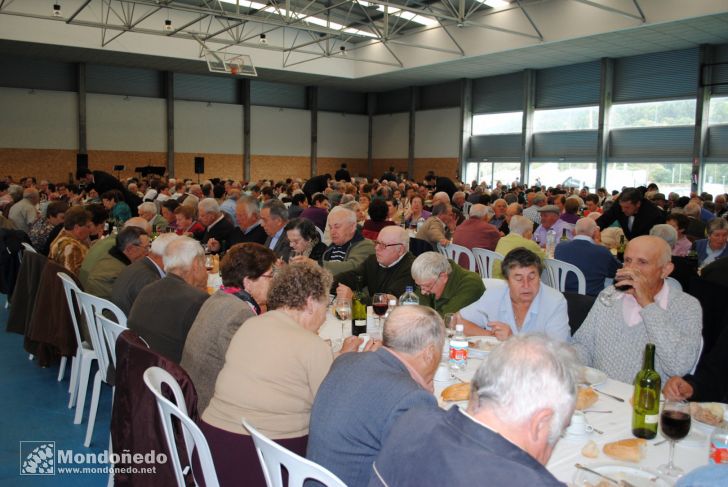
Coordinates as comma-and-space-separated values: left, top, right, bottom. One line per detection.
237, 195, 260, 217
533, 192, 547, 205
684, 202, 700, 218
383, 305, 445, 355
380, 225, 410, 251
138, 201, 158, 216
329, 205, 357, 224
150, 232, 180, 257
261, 198, 288, 221
649, 224, 678, 249
574, 217, 597, 237
163, 236, 204, 273
707, 217, 728, 235
508, 215, 533, 236
199, 198, 220, 215
431, 203, 450, 217
469, 204, 489, 219
411, 251, 452, 282
470, 334, 580, 445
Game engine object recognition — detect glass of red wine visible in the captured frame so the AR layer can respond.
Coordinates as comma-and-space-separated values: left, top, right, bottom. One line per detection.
372, 293, 389, 330
658, 400, 691, 477
598, 275, 632, 307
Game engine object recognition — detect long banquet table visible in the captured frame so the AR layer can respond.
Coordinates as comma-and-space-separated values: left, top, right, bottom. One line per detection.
318, 311, 711, 485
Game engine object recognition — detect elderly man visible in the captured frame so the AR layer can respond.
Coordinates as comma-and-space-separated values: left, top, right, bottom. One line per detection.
260, 199, 291, 260
81, 226, 150, 299
452, 203, 500, 251
111, 233, 178, 315
489, 198, 508, 230
523, 192, 547, 225
457, 248, 570, 342
598, 187, 665, 240
555, 218, 620, 296
335, 226, 415, 304
500, 202, 523, 235
137, 201, 168, 233
128, 236, 209, 362
412, 251, 484, 316
215, 195, 267, 248
8, 188, 39, 234
49, 206, 94, 276
493, 215, 545, 279
219, 188, 241, 226
198, 198, 235, 252
308, 306, 443, 487
572, 236, 702, 383
319, 206, 375, 277
370, 334, 579, 486
532, 205, 573, 246
415, 203, 455, 248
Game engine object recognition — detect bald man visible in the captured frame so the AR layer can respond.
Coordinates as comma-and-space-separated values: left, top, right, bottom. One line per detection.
572, 236, 702, 383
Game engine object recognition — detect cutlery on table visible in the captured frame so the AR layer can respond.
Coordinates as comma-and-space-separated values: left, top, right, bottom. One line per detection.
575, 463, 636, 487
583, 410, 612, 414
593, 389, 625, 402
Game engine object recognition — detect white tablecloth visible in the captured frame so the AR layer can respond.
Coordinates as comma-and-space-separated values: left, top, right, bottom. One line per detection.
319, 311, 714, 484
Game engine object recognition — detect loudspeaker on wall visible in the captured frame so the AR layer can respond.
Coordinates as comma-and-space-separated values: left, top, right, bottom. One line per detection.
194, 156, 205, 174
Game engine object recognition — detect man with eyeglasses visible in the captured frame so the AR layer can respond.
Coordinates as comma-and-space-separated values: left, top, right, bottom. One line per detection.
411, 251, 484, 316
81, 226, 151, 300
335, 226, 415, 304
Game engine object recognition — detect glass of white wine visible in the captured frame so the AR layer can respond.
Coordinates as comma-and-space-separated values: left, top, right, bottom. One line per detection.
332, 297, 352, 342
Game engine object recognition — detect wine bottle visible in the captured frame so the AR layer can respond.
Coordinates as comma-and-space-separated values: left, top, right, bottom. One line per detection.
617, 235, 626, 262
351, 277, 367, 336
560, 228, 569, 241
632, 343, 661, 439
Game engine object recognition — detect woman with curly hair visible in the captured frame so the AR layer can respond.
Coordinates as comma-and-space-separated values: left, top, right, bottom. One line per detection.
201, 263, 367, 486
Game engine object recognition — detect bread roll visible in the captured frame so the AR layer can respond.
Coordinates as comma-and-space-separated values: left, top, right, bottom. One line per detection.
441, 382, 470, 402
602, 438, 646, 462
576, 387, 599, 410
581, 440, 599, 459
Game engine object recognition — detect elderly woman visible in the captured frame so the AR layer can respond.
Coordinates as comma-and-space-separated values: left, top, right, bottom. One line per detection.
403, 196, 430, 229
285, 218, 326, 262
174, 204, 205, 240
694, 217, 728, 266
160, 199, 180, 233
181, 243, 277, 413
101, 189, 131, 225
201, 263, 365, 486
456, 247, 570, 342
665, 213, 691, 257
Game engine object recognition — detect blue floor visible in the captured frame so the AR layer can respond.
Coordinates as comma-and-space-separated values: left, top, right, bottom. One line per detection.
0, 295, 112, 486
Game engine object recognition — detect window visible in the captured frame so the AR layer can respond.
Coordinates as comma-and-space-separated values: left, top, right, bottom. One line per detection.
709, 96, 728, 125
703, 163, 728, 195
529, 162, 596, 189
533, 106, 598, 132
605, 162, 691, 196
472, 112, 522, 135
610, 99, 695, 129
465, 162, 521, 188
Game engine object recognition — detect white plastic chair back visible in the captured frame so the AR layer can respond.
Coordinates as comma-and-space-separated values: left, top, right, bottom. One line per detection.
544, 258, 586, 295
462, 201, 472, 217
22, 242, 37, 253
95, 313, 127, 369
665, 276, 682, 292
472, 248, 504, 278
315, 225, 325, 243
690, 336, 704, 375
243, 420, 346, 487
57, 272, 85, 354
143, 367, 220, 487
437, 243, 476, 272
76, 291, 126, 383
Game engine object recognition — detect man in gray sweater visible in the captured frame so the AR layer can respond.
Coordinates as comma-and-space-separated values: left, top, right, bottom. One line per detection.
572, 236, 702, 384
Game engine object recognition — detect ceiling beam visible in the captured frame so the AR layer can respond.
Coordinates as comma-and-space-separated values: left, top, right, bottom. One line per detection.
572, 0, 645, 22
66, 0, 93, 23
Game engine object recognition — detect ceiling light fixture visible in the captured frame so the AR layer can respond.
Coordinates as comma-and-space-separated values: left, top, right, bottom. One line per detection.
164, 19, 173, 31
481, 0, 510, 8
259, 33, 267, 44
339, 46, 346, 56
52, 3, 62, 17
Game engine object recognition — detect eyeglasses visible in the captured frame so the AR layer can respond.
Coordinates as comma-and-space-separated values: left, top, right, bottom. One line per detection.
374, 241, 404, 249
418, 274, 442, 294
134, 243, 151, 250
259, 272, 275, 279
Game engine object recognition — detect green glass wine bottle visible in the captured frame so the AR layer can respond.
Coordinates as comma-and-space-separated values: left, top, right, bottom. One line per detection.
351, 276, 367, 336
631, 343, 661, 439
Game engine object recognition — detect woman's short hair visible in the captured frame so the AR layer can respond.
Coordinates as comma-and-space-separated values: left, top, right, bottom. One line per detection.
63, 206, 92, 230
220, 243, 277, 288
46, 201, 69, 219
666, 212, 689, 232
161, 199, 180, 213
174, 205, 196, 219
649, 224, 678, 249
101, 189, 124, 202
267, 263, 333, 311
501, 247, 543, 279
507, 215, 533, 237
284, 218, 320, 243
367, 198, 388, 222
707, 217, 728, 235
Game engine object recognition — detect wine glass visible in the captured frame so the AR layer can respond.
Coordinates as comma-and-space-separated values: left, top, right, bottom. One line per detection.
372, 293, 388, 330
332, 297, 352, 342
658, 400, 691, 477
598, 275, 632, 307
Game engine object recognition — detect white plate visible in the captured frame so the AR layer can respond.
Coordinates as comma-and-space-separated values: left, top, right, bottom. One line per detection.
658, 425, 707, 448
467, 335, 500, 358
581, 366, 608, 387
572, 463, 671, 487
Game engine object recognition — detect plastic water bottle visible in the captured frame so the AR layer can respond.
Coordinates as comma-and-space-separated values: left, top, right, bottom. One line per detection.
546, 229, 556, 258
449, 324, 468, 370
709, 410, 728, 464
398, 286, 419, 306
383, 299, 397, 320
416, 217, 426, 232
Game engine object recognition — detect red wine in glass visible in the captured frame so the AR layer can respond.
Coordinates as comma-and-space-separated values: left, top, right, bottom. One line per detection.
373, 303, 389, 316
614, 276, 633, 292
661, 410, 691, 440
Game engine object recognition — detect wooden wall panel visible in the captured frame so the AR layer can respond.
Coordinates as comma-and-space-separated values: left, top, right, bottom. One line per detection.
0, 148, 77, 183
251, 156, 310, 182
87, 150, 167, 181
372, 158, 459, 182
174, 153, 244, 182
318, 158, 368, 179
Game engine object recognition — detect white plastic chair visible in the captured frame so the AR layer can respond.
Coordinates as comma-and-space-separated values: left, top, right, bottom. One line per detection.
437, 243, 476, 272
544, 258, 587, 295
472, 248, 504, 278
57, 273, 97, 415
244, 420, 346, 487
143, 367, 220, 487
315, 225, 325, 243
21, 242, 37, 253
96, 313, 127, 371
76, 291, 126, 447
462, 201, 472, 218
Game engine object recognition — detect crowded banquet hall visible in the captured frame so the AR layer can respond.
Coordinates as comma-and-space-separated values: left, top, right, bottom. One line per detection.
2, 1, 728, 486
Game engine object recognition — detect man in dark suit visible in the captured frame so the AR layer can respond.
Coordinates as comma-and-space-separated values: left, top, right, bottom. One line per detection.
307, 305, 442, 487
77, 167, 141, 216
369, 335, 577, 487
211, 196, 267, 250
700, 256, 728, 288
260, 199, 291, 261
110, 233, 175, 315
554, 218, 620, 296
334, 163, 351, 182
597, 187, 665, 239
128, 237, 209, 363
198, 198, 235, 253
302, 173, 331, 203
380, 166, 398, 183
424, 173, 458, 199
